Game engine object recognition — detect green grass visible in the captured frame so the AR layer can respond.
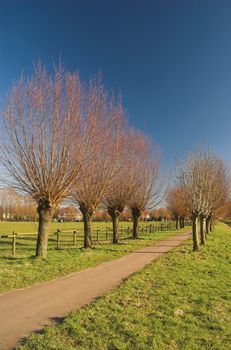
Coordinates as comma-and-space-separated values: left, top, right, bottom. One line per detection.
17, 222, 231, 350
0, 220, 136, 235
0, 221, 136, 256
0, 221, 187, 293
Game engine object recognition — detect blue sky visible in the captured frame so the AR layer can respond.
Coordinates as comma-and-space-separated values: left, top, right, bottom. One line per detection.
1, 0, 231, 168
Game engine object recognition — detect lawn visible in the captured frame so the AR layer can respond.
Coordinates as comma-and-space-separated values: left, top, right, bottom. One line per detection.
0, 220, 137, 256
17, 222, 231, 350
0, 221, 169, 258
0, 220, 137, 235
0, 221, 188, 293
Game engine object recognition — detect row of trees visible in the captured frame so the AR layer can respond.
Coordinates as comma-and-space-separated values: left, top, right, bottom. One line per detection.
0, 64, 161, 257
1, 64, 230, 257
166, 149, 230, 251
166, 187, 188, 229
0, 188, 176, 222
0, 188, 37, 221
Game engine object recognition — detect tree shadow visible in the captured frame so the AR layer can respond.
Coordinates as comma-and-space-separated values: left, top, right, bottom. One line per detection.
16, 315, 66, 349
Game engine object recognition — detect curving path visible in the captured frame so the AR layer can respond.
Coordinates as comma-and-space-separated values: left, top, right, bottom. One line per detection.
0, 231, 191, 350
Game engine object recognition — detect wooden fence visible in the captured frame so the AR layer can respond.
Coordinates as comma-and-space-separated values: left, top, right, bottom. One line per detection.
0, 221, 191, 256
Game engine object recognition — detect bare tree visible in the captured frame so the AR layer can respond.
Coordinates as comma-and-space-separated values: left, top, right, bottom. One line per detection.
119, 208, 132, 221
177, 148, 230, 250
104, 129, 138, 243
193, 154, 230, 245
71, 84, 125, 248
0, 63, 93, 257
128, 134, 161, 238
177, 149, 211, 250
0, 188, 19, 220
149, 208, 168, 221
202, 157, 230, 237
166, 187, 188, 229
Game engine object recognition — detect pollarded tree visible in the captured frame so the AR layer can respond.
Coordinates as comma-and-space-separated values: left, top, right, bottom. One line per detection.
157, 207, 172, 221
128, 134, 161, 239
177, 148, 230, 250
202, 157, 230, 237
214, 201, 231, 222
71, 83, 125, 248
189, 153, 230, 245
119, 208, 132, 221
0, 63, 93, 258
166, 187, 188, 229
177, 148, 211, 250
104, 129, 139, 243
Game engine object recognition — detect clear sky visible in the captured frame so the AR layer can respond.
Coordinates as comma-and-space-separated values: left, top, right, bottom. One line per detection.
1, 0, 231, 168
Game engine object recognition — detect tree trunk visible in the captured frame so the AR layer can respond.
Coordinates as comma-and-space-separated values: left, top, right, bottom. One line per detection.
36, 201, 53, 258
210, 216, 213, 232
131, 208, 141, 239
107, 207, 122, 244
205, 216, 210, 235
132, 214, 140, 238
175, 216, 179, 229
82, 212, 93, 248
180, 217, 185, 228
112, 215, 119, 243
192, 213, 199, 251
79, 205, 94, 248
200, 214, 206, 245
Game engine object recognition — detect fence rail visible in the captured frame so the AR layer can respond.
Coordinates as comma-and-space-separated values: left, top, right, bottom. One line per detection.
0, 221, 191, 256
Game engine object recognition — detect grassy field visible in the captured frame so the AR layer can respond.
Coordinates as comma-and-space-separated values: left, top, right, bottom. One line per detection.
0, 220, 137, 235
17, 222, 231, 350
0, 221, 188, 293
0, 221, 174, 253
0, 221, 138, 256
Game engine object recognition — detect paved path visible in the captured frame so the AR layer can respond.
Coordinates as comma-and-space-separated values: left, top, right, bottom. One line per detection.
0, 231, 191, 350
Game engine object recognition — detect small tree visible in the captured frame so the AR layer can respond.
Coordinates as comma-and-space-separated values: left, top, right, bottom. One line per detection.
157, 207, 171, 222
166, 187, 188, 229
104, 130, 138, 243
177, 149, 211, 250
177, 148, 230, 250
128, 134, 161, 238
119, 208, 132, 221
203, 157, 230, 236
71, 83, 125, 248
0, 64, 92, 257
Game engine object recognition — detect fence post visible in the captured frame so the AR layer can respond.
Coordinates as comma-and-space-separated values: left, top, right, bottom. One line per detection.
105, 228, 108, 241
56, 229, 60, 248
73, 230, 77, 246
149, 224, 152, 233
12, 231, 16, 256
96, 227, 99, 242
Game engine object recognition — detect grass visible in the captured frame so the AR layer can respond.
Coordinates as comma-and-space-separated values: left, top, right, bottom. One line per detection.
0, 221, 137, 256
0, 221, 187, 293
17, 222, 231, 350
0, 220, 136, 235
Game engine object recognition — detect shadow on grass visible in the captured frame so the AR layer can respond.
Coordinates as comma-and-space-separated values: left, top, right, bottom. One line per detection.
17, 315, 67, 349
17, 328, 46, 349
0, 254, 38, 262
